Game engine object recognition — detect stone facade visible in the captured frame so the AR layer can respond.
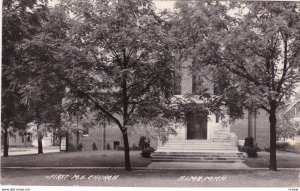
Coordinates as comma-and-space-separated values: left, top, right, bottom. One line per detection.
169, 58, 270, 148
1, 131, 32, 147
230, 109, 270, 149
175, 59, 226, 140
68, 124, 158, 151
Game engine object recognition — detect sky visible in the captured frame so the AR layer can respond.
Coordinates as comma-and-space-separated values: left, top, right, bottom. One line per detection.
49, 0, 176, 10
153, 0, 175, 11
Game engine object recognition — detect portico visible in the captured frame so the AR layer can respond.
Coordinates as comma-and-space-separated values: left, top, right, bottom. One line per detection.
151, 59, 241, 163
167, 58, 234, 143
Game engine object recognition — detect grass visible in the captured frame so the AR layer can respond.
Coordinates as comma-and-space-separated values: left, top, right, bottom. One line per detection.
290, 143, 300, 153
2, 168, 300, 187
2, 150, 300, 187
243, 151, 300, 168
2, 150, 300, 169
1, 150, 151, 168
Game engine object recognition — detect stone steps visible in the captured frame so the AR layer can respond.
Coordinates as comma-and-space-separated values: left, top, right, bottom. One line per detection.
158, 147, 234, 150
151, 159, 243, 163
163, 141, 233, 144
154, 154, 242, 157
152, 140, 244, 163
154, 152, 244, 155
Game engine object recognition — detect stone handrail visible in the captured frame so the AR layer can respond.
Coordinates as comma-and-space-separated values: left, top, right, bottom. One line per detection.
230, 133, 238, 146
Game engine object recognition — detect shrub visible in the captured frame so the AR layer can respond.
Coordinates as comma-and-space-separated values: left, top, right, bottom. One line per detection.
78, 143, 83, 151
92, 143, 98, 151
139, 136, 150, 149
141, 147, 154, 158
238, 145, 245, 152
131, 144, 141, 151
241, 137, 260, 153
244, 146, 258, 158
254, 144, 262, 152
292, 143, 300, 153
117, 146, 124, 151
106, 143, 111, 150
67, 143, 77, 152
276, 142, 290, 151
244, 137, 255, 148
274, 143, 300, 153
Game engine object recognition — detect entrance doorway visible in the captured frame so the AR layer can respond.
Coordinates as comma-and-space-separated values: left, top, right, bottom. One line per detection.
186, 112, 207, 139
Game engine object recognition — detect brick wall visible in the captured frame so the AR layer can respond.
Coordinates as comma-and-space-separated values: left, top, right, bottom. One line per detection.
255, 110, 271, 149
69, 124, 158, 151
230, 109, 270, 149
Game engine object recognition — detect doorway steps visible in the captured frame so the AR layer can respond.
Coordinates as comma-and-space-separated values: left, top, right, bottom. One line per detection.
211, 128, 231, 142
152, 140, 244, 163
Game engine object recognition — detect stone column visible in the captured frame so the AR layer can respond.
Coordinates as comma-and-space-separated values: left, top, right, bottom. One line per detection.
248, 109, 255, 138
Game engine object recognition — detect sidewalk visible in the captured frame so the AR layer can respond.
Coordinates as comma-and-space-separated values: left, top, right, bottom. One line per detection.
1, 146, 60, 156
147, 161, 250, 169
2, 168, 300, 187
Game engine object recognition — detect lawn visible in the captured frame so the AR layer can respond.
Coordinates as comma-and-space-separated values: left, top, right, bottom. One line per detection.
1, 150, 151, 168
2, 150, 300, 187
243, 151, 300, 168
2, 150, 300, 169
1, 168, 300, 187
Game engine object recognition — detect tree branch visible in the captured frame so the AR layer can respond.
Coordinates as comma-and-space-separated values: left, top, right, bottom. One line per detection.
216, 54, 262, 86
258, 104, 271, 113
276, 35, 288, 94
55, 71, 123, 129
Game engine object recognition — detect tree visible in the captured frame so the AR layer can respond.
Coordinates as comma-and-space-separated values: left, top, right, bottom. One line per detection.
20, 82, 64, 154
3, 1, 66, 155
172, 1, 300, 170
14, 0, 174, 170
2, 0, 49, 157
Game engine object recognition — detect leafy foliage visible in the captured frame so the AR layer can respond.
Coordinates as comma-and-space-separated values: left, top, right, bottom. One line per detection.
141, 147, 155, 158
277, 118, 297, 140
8, 0, 175, 169
244, 146, 258, 158
2, 0, 50, 156
2, 0, 49, 127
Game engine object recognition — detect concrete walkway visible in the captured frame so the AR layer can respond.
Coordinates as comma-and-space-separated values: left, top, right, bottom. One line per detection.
1, 146, 60, 156
147, 161, 250, 169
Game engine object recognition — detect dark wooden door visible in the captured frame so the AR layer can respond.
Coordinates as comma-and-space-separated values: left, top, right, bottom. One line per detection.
186, 113, 207, 139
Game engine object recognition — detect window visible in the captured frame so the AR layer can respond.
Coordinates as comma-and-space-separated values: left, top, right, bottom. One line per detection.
216, 114, 220, 123
27, 135, 32, 142
83, 127, 89, 136
173, 71, 182, 95
114, 141, 120, 150
13, 135, 16, 143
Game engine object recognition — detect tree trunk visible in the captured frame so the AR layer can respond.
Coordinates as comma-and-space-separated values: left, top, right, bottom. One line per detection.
52, 129, 56, 146
103, 124, 106, 150
121, 69, 131, 170
65, 132, 69, 152
269, 104, 277, 171
37, 124, 43, 154
59, 135, 62, 150
3, 122, 9, 157
76, 130, 79, 149
248, 109, 254, 138
122, 130, 131, 171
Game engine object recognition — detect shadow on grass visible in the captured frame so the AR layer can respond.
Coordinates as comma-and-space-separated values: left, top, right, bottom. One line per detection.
1, 150, 151, 168
243, 151, 300, 168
